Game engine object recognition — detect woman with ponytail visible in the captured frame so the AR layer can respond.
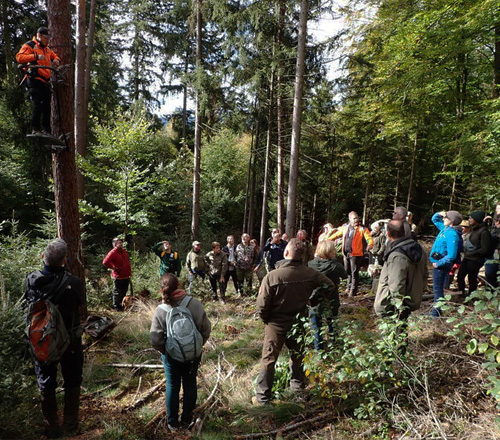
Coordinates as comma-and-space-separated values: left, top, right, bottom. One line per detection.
150, 274, 211, 431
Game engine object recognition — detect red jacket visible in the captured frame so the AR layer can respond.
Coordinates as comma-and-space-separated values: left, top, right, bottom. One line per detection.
103, 247, 131, 279
16, 37, 60, 83
329, 224, 373, 257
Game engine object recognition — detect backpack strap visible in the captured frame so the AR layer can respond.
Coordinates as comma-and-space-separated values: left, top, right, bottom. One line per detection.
179, 295, 192, 308
48, 272, 72, 304
159, 303, 171, 312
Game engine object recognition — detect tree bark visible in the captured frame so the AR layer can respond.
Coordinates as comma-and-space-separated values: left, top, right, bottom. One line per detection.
260, 73, 274, 248
48, 0, 87, 317
406, 132, 418, 210
182, 49, 189, 147
276, 0, 286, 233
74, 0, 86, 200
494, 23, 500, 99
285, 0, 308, 238
362, 146, 373, 226
191, 0, 203, 239
1, 0, 13, 78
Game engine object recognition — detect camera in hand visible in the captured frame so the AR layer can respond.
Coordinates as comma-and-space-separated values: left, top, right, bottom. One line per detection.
431, 251, 443, 260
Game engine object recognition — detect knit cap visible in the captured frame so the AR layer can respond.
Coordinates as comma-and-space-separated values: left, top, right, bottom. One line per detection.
469, 210, 485, 224
446, 210, 462, 226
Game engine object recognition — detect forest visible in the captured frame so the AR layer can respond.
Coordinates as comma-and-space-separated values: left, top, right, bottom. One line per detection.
0, 0, 500, 438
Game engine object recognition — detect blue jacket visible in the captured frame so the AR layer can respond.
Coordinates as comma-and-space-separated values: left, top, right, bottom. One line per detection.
429, 212, 462, 268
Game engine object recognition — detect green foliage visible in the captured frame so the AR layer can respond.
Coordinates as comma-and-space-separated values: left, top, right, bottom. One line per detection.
300, 306, 412, 419
199, 129, 249, 235
0, 225, 40, 438
443, 286, 500, 406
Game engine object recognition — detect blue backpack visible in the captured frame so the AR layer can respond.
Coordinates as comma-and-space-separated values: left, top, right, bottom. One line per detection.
160, 296, 203, 362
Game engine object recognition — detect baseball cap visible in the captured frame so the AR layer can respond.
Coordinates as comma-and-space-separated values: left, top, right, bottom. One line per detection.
37, 27, 50, 35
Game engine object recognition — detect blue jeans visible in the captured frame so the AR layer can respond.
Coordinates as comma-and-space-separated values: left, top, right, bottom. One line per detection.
309, 310, 335, 351
433, 266, 451, 316
188, 270, 205, 294
161, 353, 200, 427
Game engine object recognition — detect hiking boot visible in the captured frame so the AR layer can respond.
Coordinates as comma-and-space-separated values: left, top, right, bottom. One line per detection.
167, 424, 179, 433
251, 396, 269, 406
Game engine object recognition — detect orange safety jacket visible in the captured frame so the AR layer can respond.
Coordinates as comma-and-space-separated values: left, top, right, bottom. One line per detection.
16, 37, 60, 84
328, 224, 373, 257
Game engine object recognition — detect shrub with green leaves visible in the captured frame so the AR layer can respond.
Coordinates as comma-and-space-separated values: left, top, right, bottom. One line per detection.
299, 306, 412, 419
443, 287, 500, 406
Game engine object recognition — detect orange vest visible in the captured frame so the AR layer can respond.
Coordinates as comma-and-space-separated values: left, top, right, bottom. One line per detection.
329, 224, 374, 257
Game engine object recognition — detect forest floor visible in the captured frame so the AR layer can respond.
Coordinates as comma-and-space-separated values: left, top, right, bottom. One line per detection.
21, 274, 500, 440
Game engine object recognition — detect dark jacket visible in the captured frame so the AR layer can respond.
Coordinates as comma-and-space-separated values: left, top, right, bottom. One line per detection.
308, 257, 347, 316
262, 240, 287, 270
24, 266, 83, 346
370, 231, 386, 258
256, 259, 335, 332
464, 223, 493, 262
222, 244, 237, 272
374, 237, 427, 316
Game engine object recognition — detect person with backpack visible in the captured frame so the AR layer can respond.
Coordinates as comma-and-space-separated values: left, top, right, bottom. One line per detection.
16, 26, 60, 135
308, 239, 347, 350
374, 220, 427, 320
457, 210, 493, 299
102, 237, 132, 311
150, 274, 211, 432
429, 210, 463, 316
23, 238, 83, 438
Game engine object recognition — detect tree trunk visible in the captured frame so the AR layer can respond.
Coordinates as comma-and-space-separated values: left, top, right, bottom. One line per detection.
1, 0, 13, 78
276, 0, 286, 233
260, 72, 274, 248
74, 0, 86, 201
362, 146, 373, 226
191, 0, 203, 240
494, 23, 500, 99
48, 0, 87, 318
406, 132, 418, 210
248, 112, 260, 236
243, 126, 253, 232
182, 49, 189, 147
285, 0, 308, 238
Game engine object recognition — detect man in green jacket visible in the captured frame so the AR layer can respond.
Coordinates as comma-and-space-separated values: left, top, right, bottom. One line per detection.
186, 241, 206, 294
152, 240, 181, 277
253, 238, 335, 405
374, 220, 427, 320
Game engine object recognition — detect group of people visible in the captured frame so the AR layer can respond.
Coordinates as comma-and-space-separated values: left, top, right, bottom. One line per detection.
429, 208, 500, 316
23, 202, 500, 436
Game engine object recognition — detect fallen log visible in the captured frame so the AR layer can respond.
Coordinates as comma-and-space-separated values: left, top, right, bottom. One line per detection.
122, 379, 166, 413
105, 363, 163, 369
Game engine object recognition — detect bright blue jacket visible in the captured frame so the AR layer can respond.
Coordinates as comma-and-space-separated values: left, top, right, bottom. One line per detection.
429, 212, 462, 268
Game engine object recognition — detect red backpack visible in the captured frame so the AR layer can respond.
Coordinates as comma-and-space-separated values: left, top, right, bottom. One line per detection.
24, 271, 72, 365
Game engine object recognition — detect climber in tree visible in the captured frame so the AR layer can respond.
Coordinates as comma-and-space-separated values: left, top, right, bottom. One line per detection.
16, 26, 60, 136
